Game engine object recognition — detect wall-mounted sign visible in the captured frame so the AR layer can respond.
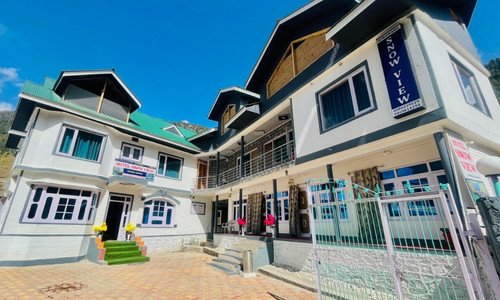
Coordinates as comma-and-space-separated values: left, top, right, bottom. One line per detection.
447, 134, 488, 201
112, 159, 155, 182
377, 24, 424, 118
191, 202, 206, 215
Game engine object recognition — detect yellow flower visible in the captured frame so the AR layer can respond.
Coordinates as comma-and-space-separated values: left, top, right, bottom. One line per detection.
125, 223, 136, 233
93, 222, 108, 232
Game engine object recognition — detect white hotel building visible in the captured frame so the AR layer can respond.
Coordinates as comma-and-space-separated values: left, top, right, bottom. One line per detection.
1, 0, 499, 267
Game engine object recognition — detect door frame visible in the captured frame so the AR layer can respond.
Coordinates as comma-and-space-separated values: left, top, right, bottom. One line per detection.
103, 193, 134, 241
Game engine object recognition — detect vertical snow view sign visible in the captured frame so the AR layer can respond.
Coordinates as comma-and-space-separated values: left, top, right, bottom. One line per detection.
377, 24, 425, 118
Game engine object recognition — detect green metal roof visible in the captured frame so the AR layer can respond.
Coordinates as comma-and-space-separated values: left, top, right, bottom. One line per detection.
20, 78, 200, 152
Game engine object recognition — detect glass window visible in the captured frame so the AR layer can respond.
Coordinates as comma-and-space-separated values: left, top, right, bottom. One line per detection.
57, 126, 104, 162
23, 185, 97, 224
452, 61, 488, 115
339, 204, 348, 219
142, 200, 175, 227
157, 153, 183, 179
380, 170, 396, 180
408, 200, 437, 216
396, 163, 428, 177
429, 161, 444, 171
318, 66, 374, 131
388, 203, 401, 217
121, 143, 143, 162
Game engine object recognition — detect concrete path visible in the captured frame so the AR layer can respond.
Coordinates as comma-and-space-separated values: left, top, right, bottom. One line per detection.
0, 252, 315, 299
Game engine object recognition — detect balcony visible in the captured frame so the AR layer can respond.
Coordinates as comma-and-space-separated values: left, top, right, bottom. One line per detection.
195, 139, 295, 190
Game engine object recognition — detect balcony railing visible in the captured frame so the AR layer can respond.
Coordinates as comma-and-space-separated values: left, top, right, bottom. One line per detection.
195, 140, 295, 190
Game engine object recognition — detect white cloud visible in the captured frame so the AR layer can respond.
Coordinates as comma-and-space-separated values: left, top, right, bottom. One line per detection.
0, 101, 14, 111
0, 67, 20, 93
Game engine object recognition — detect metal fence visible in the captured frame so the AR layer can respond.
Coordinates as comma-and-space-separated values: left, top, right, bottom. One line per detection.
307, 179, 483, 299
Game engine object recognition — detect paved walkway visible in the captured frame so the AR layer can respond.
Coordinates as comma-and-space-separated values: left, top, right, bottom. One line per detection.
0, 252, 315, 299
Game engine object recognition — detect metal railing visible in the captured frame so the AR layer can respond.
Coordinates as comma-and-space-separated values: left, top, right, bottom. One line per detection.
194, 140, 295, 190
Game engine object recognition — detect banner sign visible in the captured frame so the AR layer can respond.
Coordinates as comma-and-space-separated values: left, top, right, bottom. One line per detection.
448, 134, 488, 201
448, 136, 483, 182
377, 24, 424, 118
112, 159, 155, 182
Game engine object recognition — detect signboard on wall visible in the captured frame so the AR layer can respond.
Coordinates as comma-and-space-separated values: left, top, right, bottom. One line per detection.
112, 159, 155, 181
191, 202, 206, 215
377, 24, 425, 118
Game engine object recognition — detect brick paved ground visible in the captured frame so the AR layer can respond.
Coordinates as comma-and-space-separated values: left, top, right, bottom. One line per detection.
0, 252, 316, 299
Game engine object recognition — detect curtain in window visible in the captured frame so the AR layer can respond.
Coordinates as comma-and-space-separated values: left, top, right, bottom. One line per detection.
166, 158, 181, 178
288, 184, 300, 237
59, 128, 75, 153
73, 131, 102, 161
350, 166, 384, 244
321, 82, 354, 129
352, 72, 371, 111
246, 192, 263, 234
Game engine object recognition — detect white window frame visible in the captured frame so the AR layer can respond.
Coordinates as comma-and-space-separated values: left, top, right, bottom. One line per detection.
318, 65, 375, 132
157, 153, 183, 180
55, 125, 106, 162
141, 199, 175, 228
120, 142, 143, 163
380, 161, 448, 221
22, 185, 98, 224
451, 59, 489, 115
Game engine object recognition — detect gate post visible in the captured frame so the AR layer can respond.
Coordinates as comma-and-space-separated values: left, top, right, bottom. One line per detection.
377, 198, 404, 300
306, 181, 323, 300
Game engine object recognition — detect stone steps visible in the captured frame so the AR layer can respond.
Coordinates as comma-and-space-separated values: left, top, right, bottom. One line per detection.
206, 237, 270, 275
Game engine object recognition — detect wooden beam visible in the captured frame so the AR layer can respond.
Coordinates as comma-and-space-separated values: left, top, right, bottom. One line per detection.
97, 79, 108, 113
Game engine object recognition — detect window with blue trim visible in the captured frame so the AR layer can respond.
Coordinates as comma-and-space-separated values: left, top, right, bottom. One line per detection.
57, 126, 104, 162
157, 153, 183, 179
142, 199, 175, 227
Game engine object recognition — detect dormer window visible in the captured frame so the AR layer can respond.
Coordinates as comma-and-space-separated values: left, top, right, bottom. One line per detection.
55, 70, 141, 123
221, 105, 236, 134
163, 125, 184, 137
267, 28, 333, 97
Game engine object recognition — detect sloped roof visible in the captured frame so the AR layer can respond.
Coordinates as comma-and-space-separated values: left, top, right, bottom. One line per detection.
19, 78, 200, 152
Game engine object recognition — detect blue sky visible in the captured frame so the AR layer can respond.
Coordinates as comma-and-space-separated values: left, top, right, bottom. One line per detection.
0, 1, 498, 127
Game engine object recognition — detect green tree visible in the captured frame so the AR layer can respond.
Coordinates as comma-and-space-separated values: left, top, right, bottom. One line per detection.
485, 58, 500, 103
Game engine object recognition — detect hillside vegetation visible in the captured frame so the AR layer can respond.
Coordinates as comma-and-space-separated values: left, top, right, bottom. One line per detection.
0, 111, 15, 195
485, 58, 500, 103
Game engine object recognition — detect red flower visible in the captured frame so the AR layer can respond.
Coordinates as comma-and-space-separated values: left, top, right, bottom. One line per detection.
264, 214, 275, 227
237, 218, 247, 226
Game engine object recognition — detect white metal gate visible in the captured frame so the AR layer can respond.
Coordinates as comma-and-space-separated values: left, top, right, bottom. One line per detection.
306, 179, 483, 299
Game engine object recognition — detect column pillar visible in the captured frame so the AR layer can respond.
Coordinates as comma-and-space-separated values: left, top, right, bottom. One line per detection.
273, 179, 280, 238
433, 132, 464, 223
327, 164, 341, 241
239, 188, 243, 219
213, 195, 219, 234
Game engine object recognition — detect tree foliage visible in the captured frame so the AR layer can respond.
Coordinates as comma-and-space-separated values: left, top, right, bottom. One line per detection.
485, 58, 500, 102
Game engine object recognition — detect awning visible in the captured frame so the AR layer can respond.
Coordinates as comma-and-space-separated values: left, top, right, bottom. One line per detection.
26, 178, 105, 191
225, 104, 260, 130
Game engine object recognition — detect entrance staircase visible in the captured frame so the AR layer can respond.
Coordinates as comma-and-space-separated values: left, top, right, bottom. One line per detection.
207, 238, 269, 275
103, 241, 150, 265
87, 236, 149, 265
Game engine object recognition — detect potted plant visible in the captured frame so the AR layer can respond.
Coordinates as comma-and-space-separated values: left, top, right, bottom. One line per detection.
92, 222, 107, 239
125, 223, 136, 241
264, 214, 276, 237
237, 218, 247, 236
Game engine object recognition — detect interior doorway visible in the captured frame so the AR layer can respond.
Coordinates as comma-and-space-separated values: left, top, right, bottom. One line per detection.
102, 194, 133, 241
